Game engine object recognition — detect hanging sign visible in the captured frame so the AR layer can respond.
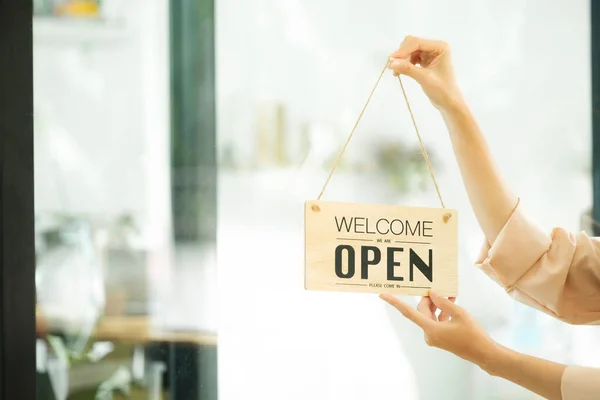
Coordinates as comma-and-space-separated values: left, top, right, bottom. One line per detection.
305, 200, 458, 296
304, 61, 459, 296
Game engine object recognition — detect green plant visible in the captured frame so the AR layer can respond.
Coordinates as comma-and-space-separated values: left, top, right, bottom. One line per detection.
374, 139, 439, 194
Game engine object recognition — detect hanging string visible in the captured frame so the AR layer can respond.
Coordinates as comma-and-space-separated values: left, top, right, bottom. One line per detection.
316, 60, 447, 212
396, 75, 445, 209
316, 63, 388, 201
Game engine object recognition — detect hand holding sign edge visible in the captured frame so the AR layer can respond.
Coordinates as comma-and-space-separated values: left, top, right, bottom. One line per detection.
379, 291, 495, 366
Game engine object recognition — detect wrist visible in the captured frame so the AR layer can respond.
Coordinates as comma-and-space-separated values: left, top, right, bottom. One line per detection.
477, 342, 511, 377
439, 92, 470, 120
438, 94, 483, 144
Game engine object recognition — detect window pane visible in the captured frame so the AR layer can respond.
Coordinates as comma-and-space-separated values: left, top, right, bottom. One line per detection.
33, 2, 217, 399
32, 1, 598, 399
216, 1, 595, 400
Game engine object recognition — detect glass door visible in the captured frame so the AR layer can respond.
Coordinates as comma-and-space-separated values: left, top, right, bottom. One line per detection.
31, 1, 217, 399
1, 1, 599, 399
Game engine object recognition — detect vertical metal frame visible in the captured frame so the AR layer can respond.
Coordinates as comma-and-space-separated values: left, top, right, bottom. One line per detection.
169, 0, 217, 399
170, 0, 217, 244
0, 0, 36, 398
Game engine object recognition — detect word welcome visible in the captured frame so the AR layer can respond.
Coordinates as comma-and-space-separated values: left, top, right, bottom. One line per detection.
334, 245, 433, 282
335, 216, 433, 237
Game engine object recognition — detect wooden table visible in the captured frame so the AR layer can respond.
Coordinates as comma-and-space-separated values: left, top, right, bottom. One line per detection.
36, 307, 217, 345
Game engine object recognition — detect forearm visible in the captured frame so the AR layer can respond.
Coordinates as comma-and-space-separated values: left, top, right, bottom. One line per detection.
479, 343, 566, 400
440, 100, 518, 243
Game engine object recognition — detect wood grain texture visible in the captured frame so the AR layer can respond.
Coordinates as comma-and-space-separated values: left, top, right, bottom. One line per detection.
305, 200, 458, 296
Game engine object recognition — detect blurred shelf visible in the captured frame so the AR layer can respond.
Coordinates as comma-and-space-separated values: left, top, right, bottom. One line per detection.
33, 16, 130, 46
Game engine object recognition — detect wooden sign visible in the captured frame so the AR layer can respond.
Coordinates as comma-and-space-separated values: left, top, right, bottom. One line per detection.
304, 200, 458, 296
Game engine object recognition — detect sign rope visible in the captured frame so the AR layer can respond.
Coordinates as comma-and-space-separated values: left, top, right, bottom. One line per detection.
316, 60, 446, 212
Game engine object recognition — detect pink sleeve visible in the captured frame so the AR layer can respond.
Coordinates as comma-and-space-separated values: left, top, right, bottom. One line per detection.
561, 365, 600, 400
475, 200, 600, 325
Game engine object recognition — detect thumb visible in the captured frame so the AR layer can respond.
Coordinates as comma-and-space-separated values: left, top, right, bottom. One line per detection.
388, 58, 428, 84
429, 291, 461, 317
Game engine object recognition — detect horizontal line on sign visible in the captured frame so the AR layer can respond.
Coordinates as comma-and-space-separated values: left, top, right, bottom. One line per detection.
335, 283, 368, 287
396, 285, 431, 289
336, 237, 374, 242
394, 240, 431, 245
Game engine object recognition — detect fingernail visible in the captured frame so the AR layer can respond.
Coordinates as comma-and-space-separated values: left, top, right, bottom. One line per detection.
390, 59, 407, 68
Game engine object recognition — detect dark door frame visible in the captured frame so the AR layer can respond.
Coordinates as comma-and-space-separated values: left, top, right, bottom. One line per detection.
0, 0, 36, 399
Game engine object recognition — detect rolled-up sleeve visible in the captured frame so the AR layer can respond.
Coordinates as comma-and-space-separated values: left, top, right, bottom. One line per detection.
475, 200, 600, 325
561, 365, 600, 400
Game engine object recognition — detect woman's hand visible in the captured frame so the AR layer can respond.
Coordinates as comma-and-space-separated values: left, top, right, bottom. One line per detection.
389, 36, 519, 243
380, 291, 496, 366
381, 292, 570, 400
388, 35, 464, 112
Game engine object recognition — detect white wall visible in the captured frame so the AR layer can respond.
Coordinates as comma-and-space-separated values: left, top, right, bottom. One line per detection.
217, 1, 592, 399
33, 0, 175, 327
33, 0, 172, 249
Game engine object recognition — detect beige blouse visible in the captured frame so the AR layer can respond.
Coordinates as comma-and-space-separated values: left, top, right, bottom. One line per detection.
475, 201, 600, 399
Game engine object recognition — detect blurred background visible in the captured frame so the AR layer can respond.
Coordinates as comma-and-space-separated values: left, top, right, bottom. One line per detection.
32, 0, 598, 399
